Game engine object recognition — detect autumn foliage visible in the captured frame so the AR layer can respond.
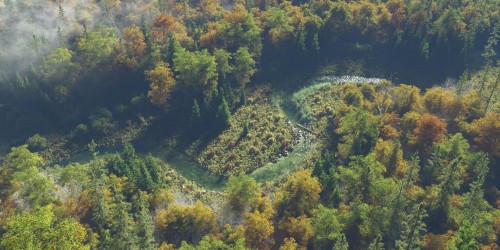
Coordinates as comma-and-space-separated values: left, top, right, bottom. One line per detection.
410, 113, 447, 156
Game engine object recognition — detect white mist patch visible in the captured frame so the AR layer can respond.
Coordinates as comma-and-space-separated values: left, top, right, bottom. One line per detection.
0, 0, 156, 85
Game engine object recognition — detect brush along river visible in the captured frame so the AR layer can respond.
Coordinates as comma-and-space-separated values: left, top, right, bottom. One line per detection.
57, 75, 383, 190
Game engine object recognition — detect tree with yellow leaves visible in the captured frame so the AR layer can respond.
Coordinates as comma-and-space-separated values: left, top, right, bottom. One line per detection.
275, 169, 322, 218
243, 211, 274, 249
146, 62, 176, 109
469, 113, 500, 157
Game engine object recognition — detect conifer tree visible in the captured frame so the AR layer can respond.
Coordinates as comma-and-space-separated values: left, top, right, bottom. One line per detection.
106, 183, 138, 249
145, 154, 161, 188
190, 99, 201, 128
332, 235, 349, 250
216, 97, 231, 128
395, 203, 427, 250
135, 192, 157, 250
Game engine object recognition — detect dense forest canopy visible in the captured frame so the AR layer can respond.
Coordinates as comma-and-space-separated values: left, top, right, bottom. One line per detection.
0, 0, 499, 249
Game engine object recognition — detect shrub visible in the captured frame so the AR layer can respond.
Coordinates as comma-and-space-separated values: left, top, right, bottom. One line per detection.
27, 134, 48, 151
89, 108, 116, 135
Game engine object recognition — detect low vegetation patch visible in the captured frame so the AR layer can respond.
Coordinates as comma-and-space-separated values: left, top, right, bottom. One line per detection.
197, 102, 298, 176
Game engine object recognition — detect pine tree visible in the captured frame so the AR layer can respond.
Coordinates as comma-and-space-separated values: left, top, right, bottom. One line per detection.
106, 154, 126, 176
107, 183, 138, 249
389, 155, 420, 245
216, 97, 231, 128
190, 99, 201, 128
135, 192, 157, 250
462, 154, 489, 212
368, 235, 384, 250
240, 90, 246, 106
145, 155, 161, 188
449, 219, 480, 250
122, 143, 142, 188
89, 159, 111, 231
332, 235, 349, 250
395, 203, 427, 250
139, 160, 154, 191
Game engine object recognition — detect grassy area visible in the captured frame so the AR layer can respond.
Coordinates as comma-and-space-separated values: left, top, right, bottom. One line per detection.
249, 137, 313, 183
153, 147, 226, 190
196, 102, 298, 176
292, 82, 342, 128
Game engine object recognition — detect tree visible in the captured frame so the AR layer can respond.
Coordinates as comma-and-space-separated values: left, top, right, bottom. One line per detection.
312, 205, 343, 249
243, 211, 275, 249
280, 238, 301, 250
13, 163, 56, 208
391, 84, 421, 115
262, 7, 294, 46
101, 177, 138, 249
43, 47, 74, 83
395, 203, 427, 250
135, 192, 157, 250
232, 47, 256, 89
225, 174, 261, 211
367, 234, 384, 250
117, 25, 146, 68
190, 99, 202, 128
410, 113, 447, 157
332, 234, 349, 250
146, 61, 176, 109
468, 113, 500, 157
338, 154, 386, 203
3, 145, 44, 172
150, 15, 193, 47
275, 169, 322, 218
2, 145, 55, 208
76, 24, 118, 71
173, 48, 217, 97
200, 4, 262, 56
0, 205, 89, 250
279, 215, 314, 247
336, 108, 380, 158
462, 154, 489, 211
214, 49, 232, 82
179, 235, 248, 250
448, 219, 480, 250
144, 155, 161, 188
154, 202, 218, 245
216, 96, 232, 128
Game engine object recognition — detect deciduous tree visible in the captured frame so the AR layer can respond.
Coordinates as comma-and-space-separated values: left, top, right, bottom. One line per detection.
146, 61, 176, 109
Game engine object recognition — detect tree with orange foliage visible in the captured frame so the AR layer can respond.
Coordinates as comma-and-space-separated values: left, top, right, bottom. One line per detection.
116, 25, 146, 68
150, 15, 193, 47
410, 113, 447, 157
469, 113, 500, 157
146, 62, 176, 109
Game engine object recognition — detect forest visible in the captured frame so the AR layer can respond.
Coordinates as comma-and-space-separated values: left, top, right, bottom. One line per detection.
0, 0, 499, 249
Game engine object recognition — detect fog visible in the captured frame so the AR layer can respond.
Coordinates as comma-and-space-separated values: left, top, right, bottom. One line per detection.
0, 0, 156, 86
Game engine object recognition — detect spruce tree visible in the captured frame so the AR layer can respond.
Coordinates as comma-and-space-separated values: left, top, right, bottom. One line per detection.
216, 97, 231, 128
332, 235, 349, 250
139, 160, 154, 191
135, 192, 157, 250
395, 203, 427, 250
190, 99, 201, 128
145, 154, 161, 188
107, 183, 138, 249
